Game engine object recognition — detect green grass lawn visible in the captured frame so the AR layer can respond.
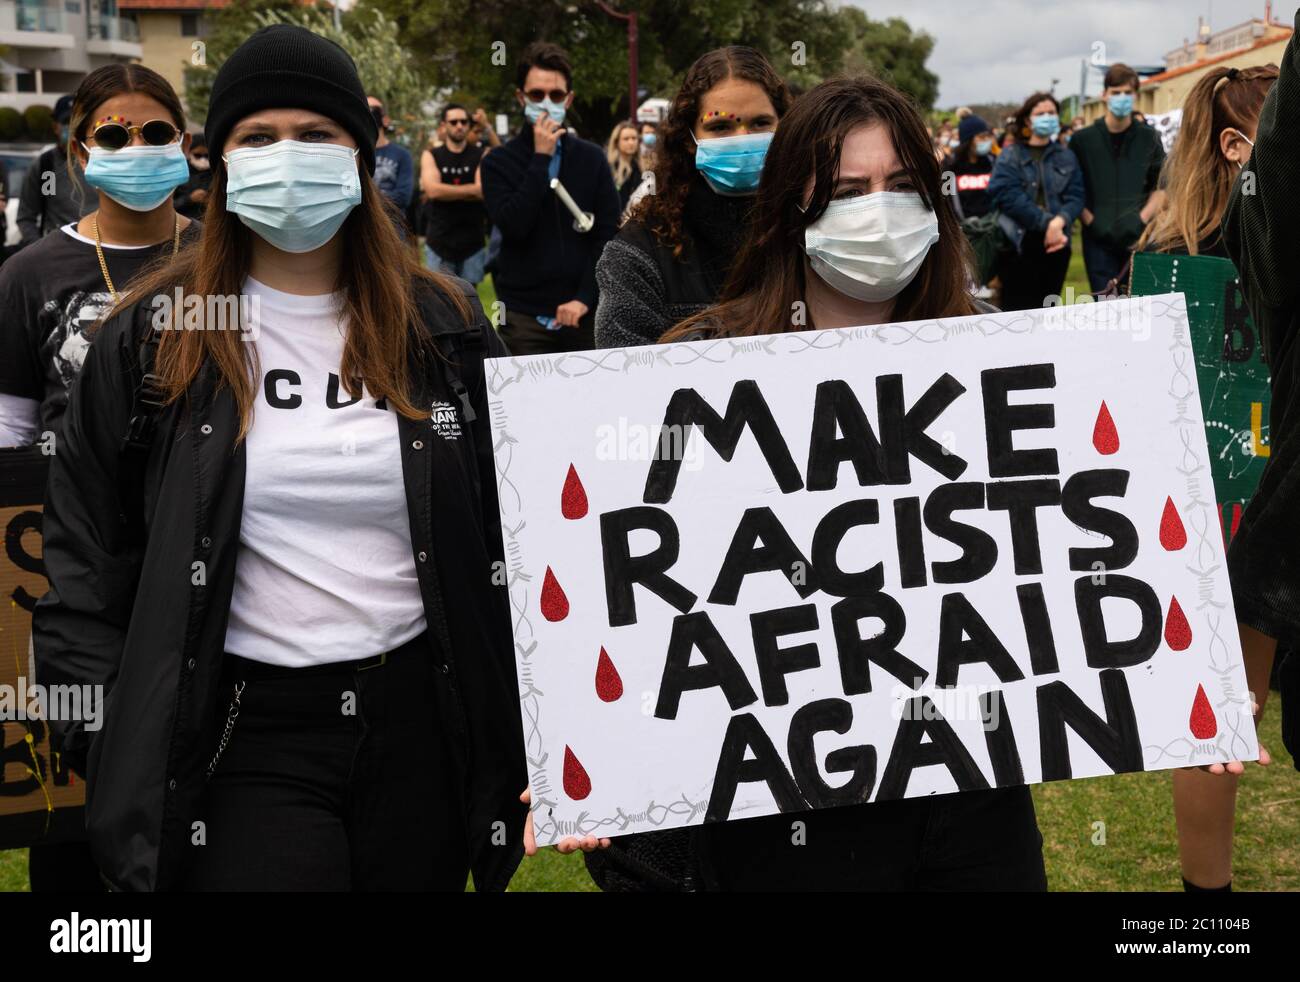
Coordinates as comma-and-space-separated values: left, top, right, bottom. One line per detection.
5, 240, 1294, 893
3, 707, 1292, 892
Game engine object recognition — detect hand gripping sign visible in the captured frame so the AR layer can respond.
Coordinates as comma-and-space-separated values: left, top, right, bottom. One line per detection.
487, 295, 1258, 844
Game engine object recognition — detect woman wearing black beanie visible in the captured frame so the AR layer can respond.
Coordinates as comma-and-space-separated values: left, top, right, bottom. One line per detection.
32, 24, 527, 891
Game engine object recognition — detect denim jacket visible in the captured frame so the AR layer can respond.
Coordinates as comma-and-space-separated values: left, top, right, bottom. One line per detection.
988, 141, 1086, 254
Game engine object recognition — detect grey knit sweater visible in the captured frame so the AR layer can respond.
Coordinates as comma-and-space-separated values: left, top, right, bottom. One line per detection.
594, 235, 714, 349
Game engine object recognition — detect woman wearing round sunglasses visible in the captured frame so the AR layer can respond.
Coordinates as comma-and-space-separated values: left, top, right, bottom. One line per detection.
32, 24, 524, 892
0, 64, 198, 450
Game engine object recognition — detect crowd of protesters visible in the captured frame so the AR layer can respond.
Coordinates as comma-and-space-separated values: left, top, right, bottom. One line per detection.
0, 18, 1296, 895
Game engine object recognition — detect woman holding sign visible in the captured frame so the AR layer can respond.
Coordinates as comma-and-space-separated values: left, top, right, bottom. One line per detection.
32, 25, 525, 891
641, 75, 1046, 891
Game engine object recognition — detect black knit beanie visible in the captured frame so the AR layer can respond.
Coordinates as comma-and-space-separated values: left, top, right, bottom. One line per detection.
205, 24, 378, 175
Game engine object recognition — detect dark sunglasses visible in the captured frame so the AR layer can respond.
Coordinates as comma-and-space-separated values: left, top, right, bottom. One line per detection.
524, 89, 568, 103
90, 118, 180, 151
446, 118, 471, 127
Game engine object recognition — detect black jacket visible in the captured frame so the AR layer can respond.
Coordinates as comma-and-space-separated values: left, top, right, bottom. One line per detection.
480, 127, 620, 316
32, 276, 527, 890
1223, 9, 1300, 766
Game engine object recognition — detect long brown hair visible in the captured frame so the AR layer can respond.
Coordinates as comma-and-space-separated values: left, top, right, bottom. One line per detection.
1139, 65, 1277, 255
67, 63, 187, 194
662, 75, 975, 341
631, 46, 790, 258
120, 150, 470, 440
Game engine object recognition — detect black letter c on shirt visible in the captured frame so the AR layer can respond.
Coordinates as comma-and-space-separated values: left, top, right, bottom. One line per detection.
265, 369, 303, 409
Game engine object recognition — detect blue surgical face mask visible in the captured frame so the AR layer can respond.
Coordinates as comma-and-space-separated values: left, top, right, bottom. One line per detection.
692, 130, 773, 196
82, 142, 190, 211
224, 140, 362, 254
641, 132, 656, 147
975, 138, 994, 156
1031, 114, 1061, 139
524, 99, 567, 127
1108, 94, 1134, 118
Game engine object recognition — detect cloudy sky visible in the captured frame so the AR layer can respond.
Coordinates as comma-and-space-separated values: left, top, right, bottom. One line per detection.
846, 0, 1300, 106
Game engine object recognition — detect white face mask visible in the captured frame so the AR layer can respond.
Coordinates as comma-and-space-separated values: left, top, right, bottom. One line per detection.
802, 192, 940, 303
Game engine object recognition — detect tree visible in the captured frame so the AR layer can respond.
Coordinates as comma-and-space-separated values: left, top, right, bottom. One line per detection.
361, 0, 854, 144
184, 1, 430, 150
837, 7, 940, 111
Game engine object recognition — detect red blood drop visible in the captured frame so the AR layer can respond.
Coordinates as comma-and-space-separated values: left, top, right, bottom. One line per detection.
563, 745, 592, 800
595, 646, 623, 702
1165, 596, 1192, 651
1189, 684, 1218, 739
1159, 496, 1187, 551
561, 463, 588, 520
1093, 401, 1120, 455
540, 566, 569, 622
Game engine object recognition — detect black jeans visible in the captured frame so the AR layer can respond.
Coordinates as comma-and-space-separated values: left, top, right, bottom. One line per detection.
999, 229, 1072, 312
701, 786, 1047, 891
184, 632, 469, 891
497, 308, 595, 355
1082, 232, 1131, 295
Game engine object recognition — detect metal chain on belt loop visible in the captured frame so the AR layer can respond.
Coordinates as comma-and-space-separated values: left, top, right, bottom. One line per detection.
205, 680, 246, 780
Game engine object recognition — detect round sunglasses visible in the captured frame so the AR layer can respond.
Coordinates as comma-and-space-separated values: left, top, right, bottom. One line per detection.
90, 118, 181, 151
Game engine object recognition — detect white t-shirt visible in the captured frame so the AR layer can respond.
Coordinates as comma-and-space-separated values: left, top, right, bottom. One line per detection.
223, 276, 426, 666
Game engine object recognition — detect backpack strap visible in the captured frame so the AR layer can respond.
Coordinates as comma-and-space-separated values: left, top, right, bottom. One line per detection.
118, 313, 166, 535
422, 284, 488, 425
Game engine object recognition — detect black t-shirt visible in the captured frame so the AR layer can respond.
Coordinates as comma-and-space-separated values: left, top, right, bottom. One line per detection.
946, 154, 994, 218
0, 220, 202, 437
1028, 144, 1049, 207
424, 143, 488, 262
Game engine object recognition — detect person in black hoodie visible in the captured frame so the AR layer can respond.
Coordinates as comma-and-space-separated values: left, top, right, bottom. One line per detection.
943, 113, 996, 221
595, 46, 788, 352
480, 41, 621, 354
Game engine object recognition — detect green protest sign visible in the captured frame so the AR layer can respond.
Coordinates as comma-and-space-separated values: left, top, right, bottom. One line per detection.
1130, 252, 1270, 547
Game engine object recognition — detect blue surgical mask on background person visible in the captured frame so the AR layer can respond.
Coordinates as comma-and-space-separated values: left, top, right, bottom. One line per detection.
1032, 114, 1061, 139
524, 99, 567, 127
692, 131, 773, 196
82, 143, 190, 211
975, 138, 994, 156
224, 140, 361, 254
641, 132, 656, 147
1108, 94, 1135, 118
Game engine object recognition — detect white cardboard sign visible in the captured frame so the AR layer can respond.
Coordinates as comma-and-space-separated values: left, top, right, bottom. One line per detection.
487, 295, 1259, 844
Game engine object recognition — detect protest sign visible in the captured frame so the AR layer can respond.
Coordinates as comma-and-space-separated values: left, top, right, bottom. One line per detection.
1131, 252, 1269, 548
488, 295, 1258, 844
1147, 108, 1183, 154
0, 447, 85, 849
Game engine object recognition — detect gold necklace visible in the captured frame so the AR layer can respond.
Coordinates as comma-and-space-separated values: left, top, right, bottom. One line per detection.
92, 214, 182, 301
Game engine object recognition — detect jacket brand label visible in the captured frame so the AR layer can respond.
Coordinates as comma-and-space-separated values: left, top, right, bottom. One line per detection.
430, 401, 462, 441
